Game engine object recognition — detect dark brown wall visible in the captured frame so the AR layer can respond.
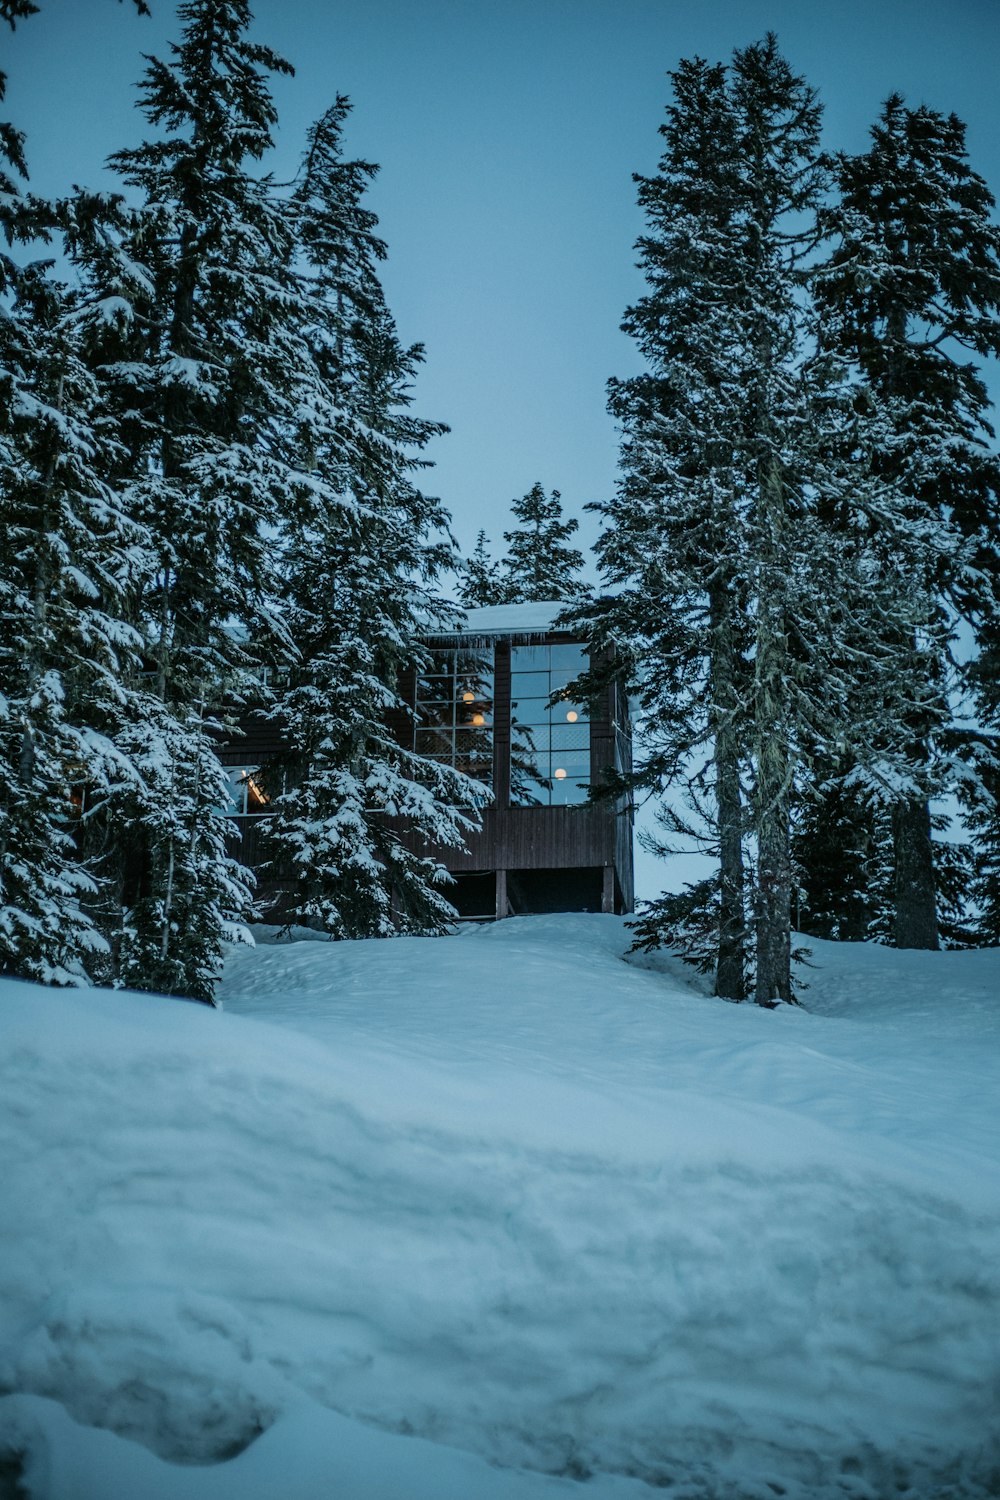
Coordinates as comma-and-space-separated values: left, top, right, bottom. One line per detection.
384, 801, 620, 873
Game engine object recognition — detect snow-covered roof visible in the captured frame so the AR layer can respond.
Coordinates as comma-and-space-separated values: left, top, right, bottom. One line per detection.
428, 601, 579, 639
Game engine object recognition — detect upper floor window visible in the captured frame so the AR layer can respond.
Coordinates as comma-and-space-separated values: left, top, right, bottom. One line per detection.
413, 648, 494, 786
510, 643, 590, 806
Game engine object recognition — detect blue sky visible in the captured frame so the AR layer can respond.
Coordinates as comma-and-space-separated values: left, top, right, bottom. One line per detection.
9, 0, 1000, 569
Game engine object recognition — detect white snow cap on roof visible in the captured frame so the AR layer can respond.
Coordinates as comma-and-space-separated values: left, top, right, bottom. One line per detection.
451, 601, 577, 635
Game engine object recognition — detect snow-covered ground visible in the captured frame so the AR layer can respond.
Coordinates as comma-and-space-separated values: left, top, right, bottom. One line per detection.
1, 915, 998, 1498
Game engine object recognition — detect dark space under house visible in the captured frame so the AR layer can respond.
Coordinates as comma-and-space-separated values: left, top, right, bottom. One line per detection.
222, 602, 635, 921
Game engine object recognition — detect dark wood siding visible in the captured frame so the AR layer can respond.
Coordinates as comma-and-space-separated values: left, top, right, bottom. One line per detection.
217, 712, 284, 766
383, 801, 619, 873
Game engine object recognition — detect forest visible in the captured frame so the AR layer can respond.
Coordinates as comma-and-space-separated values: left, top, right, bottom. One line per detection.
3, 1, 1000, 1007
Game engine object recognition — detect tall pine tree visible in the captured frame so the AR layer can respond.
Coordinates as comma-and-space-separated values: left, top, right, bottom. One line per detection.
86, 0, 311, 994
0, 7, 163, 986
595, 38, 940, 1004
816, 95, 1000, 949
264, 100, 487, 936
501, 482, 590, 603
458, 530, 509, 606
598, 55, 751, 998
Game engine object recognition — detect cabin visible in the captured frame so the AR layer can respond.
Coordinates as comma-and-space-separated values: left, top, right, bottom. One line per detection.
221, 601, 634, 921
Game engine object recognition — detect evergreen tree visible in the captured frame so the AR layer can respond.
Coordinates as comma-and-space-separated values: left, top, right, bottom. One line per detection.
816, 95, 1000, 948
83, 0, 308, 993
792, 780, 879, 941
594, 37, 939, 1004
596, 55, 752, 998
458, 530, 509, 606
106, 0, 301, 697
501, 482, 590, 603
596, 43, 817, 1002
111, 704, 252, 1001
264, 101, 486, 937
0, 137, 154, 983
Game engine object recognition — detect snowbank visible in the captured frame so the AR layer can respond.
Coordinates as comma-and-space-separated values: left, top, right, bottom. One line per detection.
1, 916, 998, 1497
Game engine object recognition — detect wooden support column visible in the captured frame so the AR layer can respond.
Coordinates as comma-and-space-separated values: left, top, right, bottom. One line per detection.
496, 867, 508, 921
602, 864, 615, 914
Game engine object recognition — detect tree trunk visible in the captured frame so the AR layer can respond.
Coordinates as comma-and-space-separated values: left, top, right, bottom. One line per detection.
753, 446, 793, 1007
755, 739, 792, 1005
892, 796, 939, 949
710, 583, 746, 1000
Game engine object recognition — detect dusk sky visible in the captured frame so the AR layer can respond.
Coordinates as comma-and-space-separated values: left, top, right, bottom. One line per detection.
8, 0, 1000, 572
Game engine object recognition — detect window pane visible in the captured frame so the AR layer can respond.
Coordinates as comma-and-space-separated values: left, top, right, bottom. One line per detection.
424, 649, 455, 675
550, 694, 587, 719
549, 643, 588, 671
510, 671, 550, 698
550, 771, 590, 806
245, 772, 270, 810
455, 756, 493, 786
551, 723, 590, 753
416, 701, 453, 730
455, 648, 492, 676
415, 676, 453, 704
550, 750, 590, 776
511, 646, 549, 672
455, 726, 493, 755
511, 697, 553, 727
511, 770, 550, 807
224, 769, 249, 815
457, 670, 493, 697
550, 670, 587, 698
415, 727, 454, 758
457, 708, 493, 730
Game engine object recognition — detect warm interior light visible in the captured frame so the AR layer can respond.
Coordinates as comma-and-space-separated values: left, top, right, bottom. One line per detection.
471, 713, 485, 726
554, 767, 567, 780
246, 775, 270, 808
462, 690, 475, 703
566, 710, 578, 722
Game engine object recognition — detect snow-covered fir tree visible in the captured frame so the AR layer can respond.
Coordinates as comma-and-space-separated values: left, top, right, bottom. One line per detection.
592, 38, 943, 1004
501, 482, 590, 603
263, 100, 488, 937
458, 530, 509, 607
0, 84, 153, 983
815, 95, 1000, 949
83, 0, 314, 994
597, 54, 752, 998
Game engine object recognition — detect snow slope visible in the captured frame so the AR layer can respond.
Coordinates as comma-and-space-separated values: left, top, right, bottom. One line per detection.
1, 915, 998, 1498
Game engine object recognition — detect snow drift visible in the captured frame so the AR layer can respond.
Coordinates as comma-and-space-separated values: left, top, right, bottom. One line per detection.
1, 915, 998, 1498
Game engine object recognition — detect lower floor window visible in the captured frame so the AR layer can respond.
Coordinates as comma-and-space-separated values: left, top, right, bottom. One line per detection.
225, 766, 271, 815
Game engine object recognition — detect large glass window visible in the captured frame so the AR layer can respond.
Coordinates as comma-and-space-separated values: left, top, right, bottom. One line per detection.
414, 648, 494, 786
510, 643, 590, 806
